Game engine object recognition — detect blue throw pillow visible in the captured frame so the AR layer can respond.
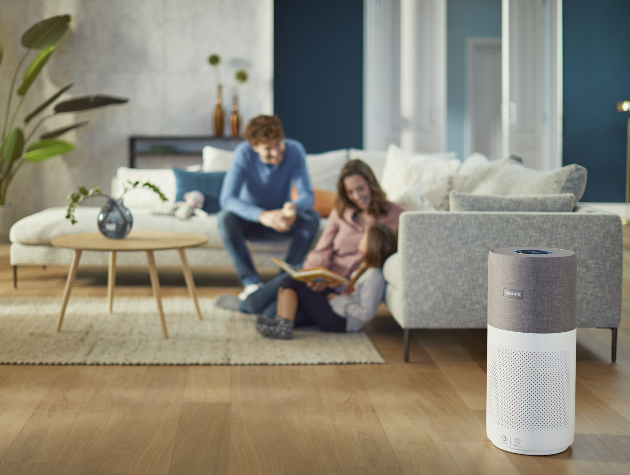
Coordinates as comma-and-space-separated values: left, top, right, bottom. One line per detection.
172, 168, 226, 214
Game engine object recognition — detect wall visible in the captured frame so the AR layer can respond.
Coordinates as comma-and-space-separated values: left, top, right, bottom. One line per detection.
274, 0, 363, 153
446, 0, 501, 162
0, 0, 273, 220
563, 0, 630, 202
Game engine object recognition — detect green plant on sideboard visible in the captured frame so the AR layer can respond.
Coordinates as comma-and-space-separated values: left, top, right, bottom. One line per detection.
0, 14, 129, 206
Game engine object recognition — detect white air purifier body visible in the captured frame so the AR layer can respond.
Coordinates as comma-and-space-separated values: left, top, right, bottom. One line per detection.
486, 247, 576, 456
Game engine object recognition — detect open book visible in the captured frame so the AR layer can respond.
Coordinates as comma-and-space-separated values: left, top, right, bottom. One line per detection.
271, 258, 348, 284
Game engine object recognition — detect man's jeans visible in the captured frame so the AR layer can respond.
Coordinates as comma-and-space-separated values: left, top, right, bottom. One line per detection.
217, 208, 320, 286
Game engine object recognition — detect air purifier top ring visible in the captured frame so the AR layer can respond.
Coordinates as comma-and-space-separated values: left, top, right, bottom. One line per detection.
491, 247, 574, 259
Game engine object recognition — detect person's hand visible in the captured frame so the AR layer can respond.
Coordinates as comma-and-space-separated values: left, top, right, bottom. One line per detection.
259, 210, 290, 232
306, 280, 329, 292
326, 293, 336, 301
282, 202, 297, 227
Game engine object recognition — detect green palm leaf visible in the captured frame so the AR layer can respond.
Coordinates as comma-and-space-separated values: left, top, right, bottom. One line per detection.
17, 46, 56, 96
40, 121, 89, 139
22, 139, 74, 162
24, 83, 73, 124
54, 95, 128, 113
0, 128, 25, 164
21, 15, 71, 50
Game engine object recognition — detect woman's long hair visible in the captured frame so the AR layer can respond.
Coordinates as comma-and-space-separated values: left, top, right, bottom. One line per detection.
349, 222, 398, 288
335, 159, 389, 218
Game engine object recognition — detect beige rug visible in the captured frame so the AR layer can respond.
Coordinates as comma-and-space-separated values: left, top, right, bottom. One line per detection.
0, 297, 385, 365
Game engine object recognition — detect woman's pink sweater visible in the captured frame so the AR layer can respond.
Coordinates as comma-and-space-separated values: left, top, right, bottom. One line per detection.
303, 203, 405, 279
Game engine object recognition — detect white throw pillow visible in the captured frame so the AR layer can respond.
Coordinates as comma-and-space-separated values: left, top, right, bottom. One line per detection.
113, 167, 176, 208
348, 149, 387, 182
202, 145, 236, 172
381, 144, 459, 211
305, 149, 348, 192
395, 183, 438, 212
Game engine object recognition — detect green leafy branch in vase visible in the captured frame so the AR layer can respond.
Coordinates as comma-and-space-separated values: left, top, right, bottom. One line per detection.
0, 14, 129, 206
66, 181, 167, 224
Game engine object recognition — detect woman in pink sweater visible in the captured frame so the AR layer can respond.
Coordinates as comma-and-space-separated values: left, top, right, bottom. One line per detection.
232, 159, 404, 320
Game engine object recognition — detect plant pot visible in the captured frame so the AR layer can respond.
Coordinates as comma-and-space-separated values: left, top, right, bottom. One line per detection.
0, 205, 15, 243
98, 199, 133, 239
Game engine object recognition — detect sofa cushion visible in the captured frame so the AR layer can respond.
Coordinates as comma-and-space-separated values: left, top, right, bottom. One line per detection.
381, 144, 459, 211
449, 191, 576, 212
172, 168, 226, 213
451, 153, 513, 193
348, 149, 387, 182
484, 161, 587, 208
202, 145, 236, 172
304, 149, 348, 191
113, 167, 177, 208
454, 154, 588, 208
10, 207, 328, 253
202, 145, 348, 193
395, 184, 438, 212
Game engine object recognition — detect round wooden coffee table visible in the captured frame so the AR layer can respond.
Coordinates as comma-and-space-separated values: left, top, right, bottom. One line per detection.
51, 231, 208, 339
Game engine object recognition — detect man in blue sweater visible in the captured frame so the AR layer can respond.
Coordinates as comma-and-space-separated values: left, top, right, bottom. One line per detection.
218, 115, 320, 300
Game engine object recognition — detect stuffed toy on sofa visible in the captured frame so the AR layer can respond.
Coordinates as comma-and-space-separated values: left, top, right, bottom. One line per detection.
152, 190, 209, 220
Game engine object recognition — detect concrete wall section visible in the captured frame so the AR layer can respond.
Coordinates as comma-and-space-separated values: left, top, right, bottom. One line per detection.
0, 0, 273, 219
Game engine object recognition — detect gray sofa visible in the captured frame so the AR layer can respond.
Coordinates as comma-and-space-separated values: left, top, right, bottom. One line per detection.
382, 155, 622, 363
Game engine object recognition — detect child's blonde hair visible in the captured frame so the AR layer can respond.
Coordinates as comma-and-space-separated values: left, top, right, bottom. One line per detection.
350, 222, 398, 286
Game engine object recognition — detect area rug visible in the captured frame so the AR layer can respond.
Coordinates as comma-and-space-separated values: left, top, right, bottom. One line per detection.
0, 297, 385, 365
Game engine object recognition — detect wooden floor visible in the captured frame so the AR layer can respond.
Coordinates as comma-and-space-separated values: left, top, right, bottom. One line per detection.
0, 236, 629, 475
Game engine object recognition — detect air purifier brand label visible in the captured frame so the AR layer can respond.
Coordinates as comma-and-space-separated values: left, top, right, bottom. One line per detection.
503, 289, 523, 299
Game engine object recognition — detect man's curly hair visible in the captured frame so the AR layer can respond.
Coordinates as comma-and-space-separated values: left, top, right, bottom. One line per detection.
244, 115, 286, 145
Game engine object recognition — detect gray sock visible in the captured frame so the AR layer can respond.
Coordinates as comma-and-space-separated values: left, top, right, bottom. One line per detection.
214, 294, 242, 311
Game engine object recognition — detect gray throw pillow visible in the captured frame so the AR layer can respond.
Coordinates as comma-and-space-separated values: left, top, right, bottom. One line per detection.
449, 191, 576, 212
471, 160, 587, 208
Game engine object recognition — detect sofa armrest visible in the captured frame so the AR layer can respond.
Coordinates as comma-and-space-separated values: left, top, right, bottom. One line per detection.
390, 211, 622, 329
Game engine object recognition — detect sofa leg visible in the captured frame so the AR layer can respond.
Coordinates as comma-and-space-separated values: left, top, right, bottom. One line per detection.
13, 266, 17, 289
404, 328, 410, 363
612, 328, 618, 363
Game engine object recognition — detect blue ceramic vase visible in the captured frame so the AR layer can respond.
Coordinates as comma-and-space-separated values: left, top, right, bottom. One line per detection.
97, 198, 133, 239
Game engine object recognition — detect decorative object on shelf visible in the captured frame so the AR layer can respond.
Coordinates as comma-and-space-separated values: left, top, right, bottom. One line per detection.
0, 14, 128, 240
231, 69, 248, 137
65, 182, 167, 239
208, 54, 224, 137
617, 100, 630, 225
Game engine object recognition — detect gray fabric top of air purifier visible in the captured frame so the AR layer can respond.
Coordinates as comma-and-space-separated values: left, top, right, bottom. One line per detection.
488, 247, 577, 334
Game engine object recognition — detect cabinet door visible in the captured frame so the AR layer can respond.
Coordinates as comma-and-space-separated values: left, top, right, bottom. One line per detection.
502, 0, 562, 170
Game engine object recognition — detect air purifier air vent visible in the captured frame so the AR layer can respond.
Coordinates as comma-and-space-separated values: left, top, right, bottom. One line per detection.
487, 346, 572, 432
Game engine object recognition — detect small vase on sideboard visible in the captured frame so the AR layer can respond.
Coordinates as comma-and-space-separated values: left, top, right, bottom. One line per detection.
214, 85, 225, 137
230, 94, 241, 137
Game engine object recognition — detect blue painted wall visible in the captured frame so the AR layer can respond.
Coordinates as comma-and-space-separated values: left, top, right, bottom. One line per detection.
446, 0, 502, 162
563, 0, 630, 202
274, 0, 363, 153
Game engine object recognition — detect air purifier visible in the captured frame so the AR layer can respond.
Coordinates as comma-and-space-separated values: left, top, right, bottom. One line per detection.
486, 247, 576, 456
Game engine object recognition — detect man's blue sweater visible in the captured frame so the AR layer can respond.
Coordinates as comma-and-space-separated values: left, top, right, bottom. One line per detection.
219, 139, 314, 222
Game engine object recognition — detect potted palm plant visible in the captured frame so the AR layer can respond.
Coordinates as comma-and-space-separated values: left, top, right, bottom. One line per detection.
0, 14, 129, 242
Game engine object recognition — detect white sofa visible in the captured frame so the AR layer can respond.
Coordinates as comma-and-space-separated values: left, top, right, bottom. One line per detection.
9, 147, 389, 287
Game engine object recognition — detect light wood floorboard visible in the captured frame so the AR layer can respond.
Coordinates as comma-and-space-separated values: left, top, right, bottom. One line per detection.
1, 230, 630, 473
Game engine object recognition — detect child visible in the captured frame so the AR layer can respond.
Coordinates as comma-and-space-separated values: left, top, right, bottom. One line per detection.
256, 222, 398, 339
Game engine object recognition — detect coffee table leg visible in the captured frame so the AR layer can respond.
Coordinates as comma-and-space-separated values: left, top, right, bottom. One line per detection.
146, 250, 168, 339
57, 249, 82, 333
178, 248, 202, 320
108, 251, 117, 313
